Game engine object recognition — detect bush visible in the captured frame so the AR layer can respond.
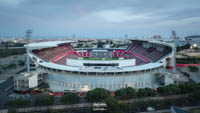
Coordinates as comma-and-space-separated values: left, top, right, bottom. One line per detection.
115, 87, 137, 100
85, 88, 110, 102
60, 93, 80, 104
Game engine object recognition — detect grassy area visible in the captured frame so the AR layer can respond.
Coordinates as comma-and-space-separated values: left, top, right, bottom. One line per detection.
194, 55, 200, 59
189, 107, 200, 113
176, 57, 200, 64
2, 64, 17, 70
0, 64, 17, 74
83, 57, 120, 60
0, 48, 25, 58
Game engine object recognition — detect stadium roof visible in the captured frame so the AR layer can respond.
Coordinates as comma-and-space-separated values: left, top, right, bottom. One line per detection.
24, 41, 76, 50
185, 35, 200, 39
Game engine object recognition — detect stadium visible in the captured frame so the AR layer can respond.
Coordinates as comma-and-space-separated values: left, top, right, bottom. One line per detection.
25, 40, 176, 93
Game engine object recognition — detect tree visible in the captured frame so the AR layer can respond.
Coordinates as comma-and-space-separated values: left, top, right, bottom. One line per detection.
105, 96, 124, 113
179, 82, 199, 93
35, 95, 54, 106
85, 88, 110, 102
5, 98, 29, 107
188, 90, 200, 105
176, 42, 191, 52
138, 88, 146, 97
188, 66, 199, 72
115, 87, 137, 100
157, 84, 181, 95
18, 60, 25, 66
75, 43, 84, 48
137, 88, 156, 97
60, 93, 80, 104
8, 109, 16, 113
144, 88, 156, 97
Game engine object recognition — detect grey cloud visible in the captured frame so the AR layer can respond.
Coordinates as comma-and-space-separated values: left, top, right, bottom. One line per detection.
0, 0, 199, 38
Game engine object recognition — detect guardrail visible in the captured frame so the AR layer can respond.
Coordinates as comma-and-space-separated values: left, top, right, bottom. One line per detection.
0, 103, 92, 113
121, 94, 189, 104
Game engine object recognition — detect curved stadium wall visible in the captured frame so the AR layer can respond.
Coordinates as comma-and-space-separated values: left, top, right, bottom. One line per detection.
27, 40, 175, 92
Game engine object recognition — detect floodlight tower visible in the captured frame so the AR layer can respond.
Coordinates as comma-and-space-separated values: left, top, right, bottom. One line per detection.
72, 34, 76, 39
173, 43, 176, 73
26, 30, 32, 72
171, 30, 176, 73
125, 34, 128, 39
171, 30, 176, 40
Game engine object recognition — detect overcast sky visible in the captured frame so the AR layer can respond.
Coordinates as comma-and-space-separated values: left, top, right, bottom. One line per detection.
0, 0, 200, 38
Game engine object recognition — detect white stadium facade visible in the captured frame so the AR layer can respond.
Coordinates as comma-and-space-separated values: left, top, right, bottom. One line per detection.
22, 40, 176, 92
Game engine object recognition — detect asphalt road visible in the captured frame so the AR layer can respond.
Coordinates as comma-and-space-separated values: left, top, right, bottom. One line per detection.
0, 76, 14, 109
0, 77, 13, 91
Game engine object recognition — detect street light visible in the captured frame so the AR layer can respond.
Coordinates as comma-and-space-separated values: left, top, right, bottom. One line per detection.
193, 44, 198, 48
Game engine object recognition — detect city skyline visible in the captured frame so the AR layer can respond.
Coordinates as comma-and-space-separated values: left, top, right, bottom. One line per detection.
0, 0, 200, 38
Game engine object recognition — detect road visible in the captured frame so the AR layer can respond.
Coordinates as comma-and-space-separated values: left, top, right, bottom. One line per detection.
0, 76, 14, 109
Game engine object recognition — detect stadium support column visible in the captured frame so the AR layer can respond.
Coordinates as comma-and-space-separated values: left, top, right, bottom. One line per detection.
26, 47, 30, 72
173, 44, 176, 73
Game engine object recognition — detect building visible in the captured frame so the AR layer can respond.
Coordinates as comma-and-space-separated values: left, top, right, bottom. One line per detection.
20, 40, 176, 92
14, 72, 44, 91
185, 35, 200, 41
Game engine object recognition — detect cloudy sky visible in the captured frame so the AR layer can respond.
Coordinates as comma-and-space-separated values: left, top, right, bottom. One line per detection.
0, 0, 200, 38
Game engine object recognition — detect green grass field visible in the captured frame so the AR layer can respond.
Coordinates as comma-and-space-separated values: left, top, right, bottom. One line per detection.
82, 57, 120, 60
